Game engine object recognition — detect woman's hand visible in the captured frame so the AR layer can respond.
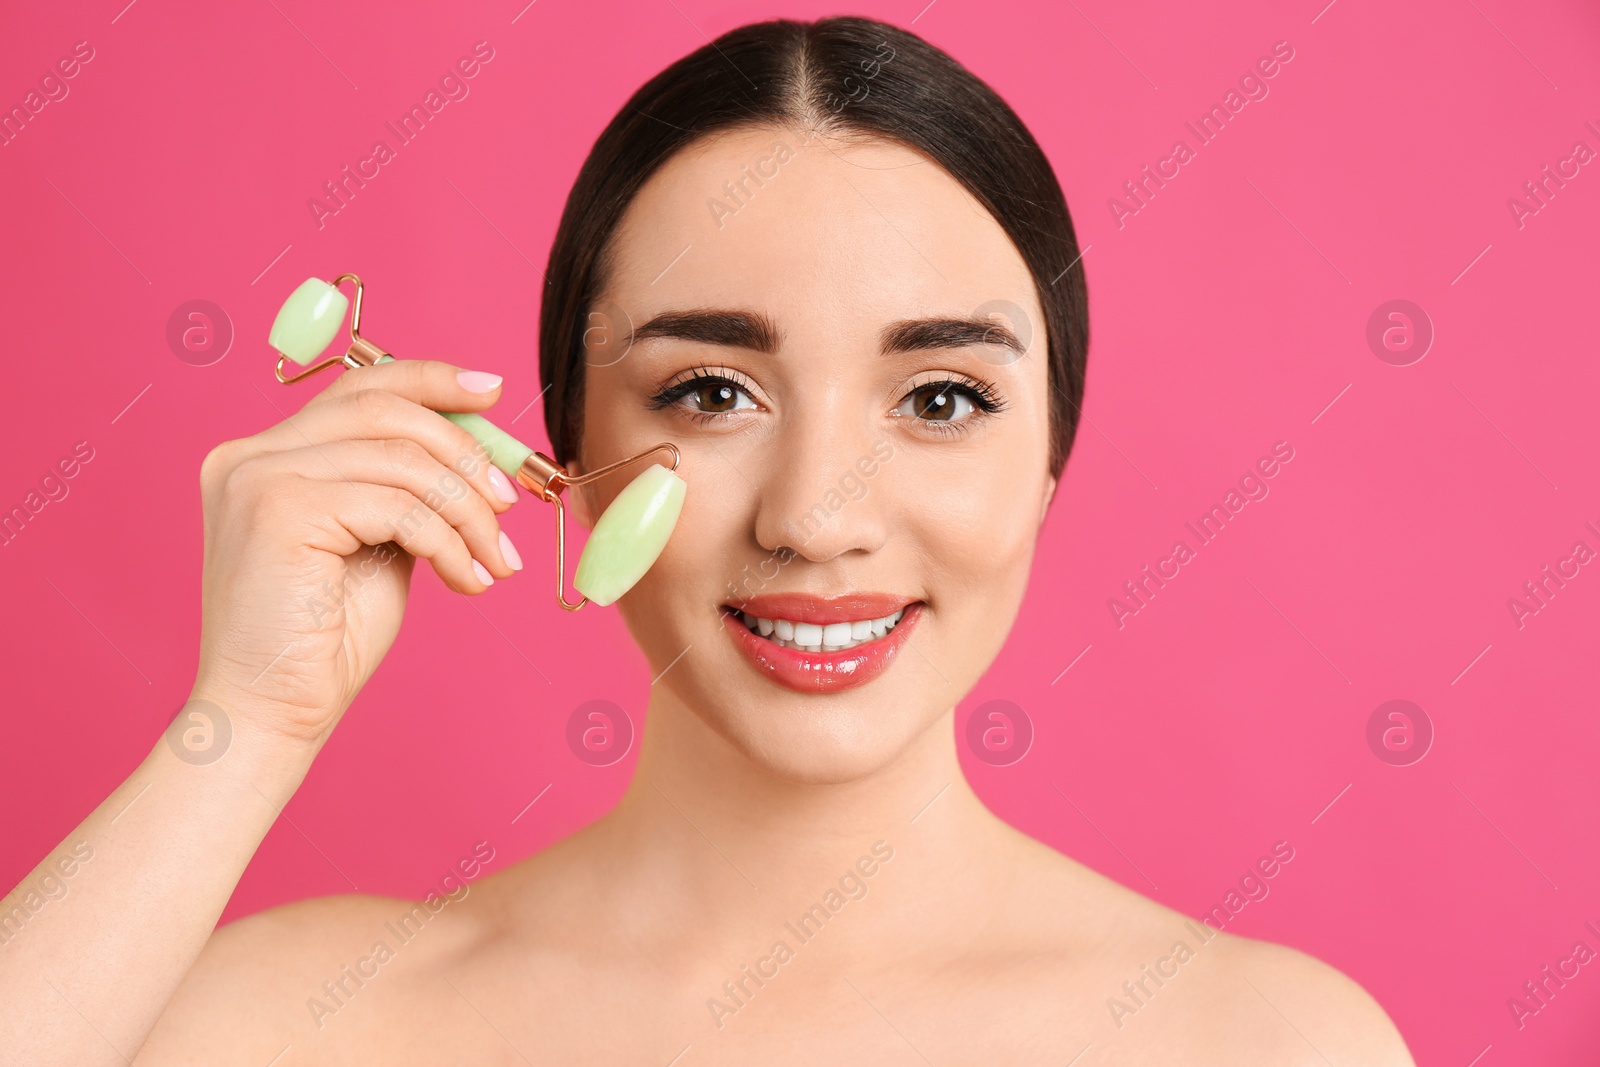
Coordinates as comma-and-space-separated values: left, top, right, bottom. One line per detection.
190, 360, 523, 747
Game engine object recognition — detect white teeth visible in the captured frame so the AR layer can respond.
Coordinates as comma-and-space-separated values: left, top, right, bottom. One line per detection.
735, 606, 911, 652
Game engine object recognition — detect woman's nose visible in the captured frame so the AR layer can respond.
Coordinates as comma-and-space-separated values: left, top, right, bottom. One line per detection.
751, 417, 893, 564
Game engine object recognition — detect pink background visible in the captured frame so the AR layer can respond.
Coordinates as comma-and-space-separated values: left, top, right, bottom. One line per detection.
3, 0, 1598, 1061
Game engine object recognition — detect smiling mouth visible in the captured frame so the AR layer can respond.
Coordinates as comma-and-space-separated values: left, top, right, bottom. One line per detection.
729, 607, 909, 653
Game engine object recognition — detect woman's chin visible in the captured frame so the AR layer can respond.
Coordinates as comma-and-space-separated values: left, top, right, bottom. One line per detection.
696, 701, 932, 786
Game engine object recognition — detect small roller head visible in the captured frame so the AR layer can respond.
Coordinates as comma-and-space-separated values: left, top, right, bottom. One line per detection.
270, 278, 350, 365
573, 464, 687, 606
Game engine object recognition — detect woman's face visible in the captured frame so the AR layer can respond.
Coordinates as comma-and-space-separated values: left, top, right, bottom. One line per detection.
572, 125, 1057, 783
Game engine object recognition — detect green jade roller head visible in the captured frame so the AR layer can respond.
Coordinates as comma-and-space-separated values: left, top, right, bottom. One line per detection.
268, 274, 686, 611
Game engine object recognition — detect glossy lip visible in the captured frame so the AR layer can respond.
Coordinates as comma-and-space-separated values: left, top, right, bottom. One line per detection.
724, 592, 919, 626
720, 597, 925, 695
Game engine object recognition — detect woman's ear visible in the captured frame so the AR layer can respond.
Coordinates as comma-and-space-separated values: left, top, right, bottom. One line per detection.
1039, 474, 1058, 528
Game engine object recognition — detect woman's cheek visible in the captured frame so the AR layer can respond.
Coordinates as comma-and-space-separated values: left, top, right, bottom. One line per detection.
940, 471, 1037, 569
919, 478, 1041, 658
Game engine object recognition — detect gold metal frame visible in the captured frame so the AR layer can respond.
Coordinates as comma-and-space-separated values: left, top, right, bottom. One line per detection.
274, 273, 390, 384
272, 272, 680, 611
520, 442, 682, 610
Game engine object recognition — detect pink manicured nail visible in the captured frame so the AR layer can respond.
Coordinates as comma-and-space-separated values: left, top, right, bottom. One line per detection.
499, 530, 523, 571
458, 370, 503, 393
472, 559, 494, 586
487, 466, 518, 504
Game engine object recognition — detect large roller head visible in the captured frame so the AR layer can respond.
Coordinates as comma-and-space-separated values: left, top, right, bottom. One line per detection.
573, 463, 687, 607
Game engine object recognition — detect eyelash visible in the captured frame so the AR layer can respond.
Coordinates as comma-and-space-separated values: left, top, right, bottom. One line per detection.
645, 363, 1007, 438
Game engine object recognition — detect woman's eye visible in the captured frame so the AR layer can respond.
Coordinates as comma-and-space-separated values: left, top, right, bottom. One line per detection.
649, 373, 1002, 431
650, 375, 757, 419
686, 379, 755, 414
894, 382, 977, 423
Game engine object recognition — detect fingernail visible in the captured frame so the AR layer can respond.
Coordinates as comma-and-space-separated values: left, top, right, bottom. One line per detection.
458, 370, 503, 393
499, 530, 523, 571
472, 559, 494, 586
487, 466, 519, 504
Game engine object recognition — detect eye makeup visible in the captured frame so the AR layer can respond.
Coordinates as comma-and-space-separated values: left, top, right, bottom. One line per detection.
895, 371, 1008, 439
645, 363, 1008, 437
645, 363, 762, 425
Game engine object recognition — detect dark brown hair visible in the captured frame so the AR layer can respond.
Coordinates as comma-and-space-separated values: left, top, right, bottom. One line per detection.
539, 15, 1088, 480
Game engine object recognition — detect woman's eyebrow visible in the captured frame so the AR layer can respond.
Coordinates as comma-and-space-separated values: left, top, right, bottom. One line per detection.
630, 308, 1022, 357
880, 316, 1024, 358
632, 309, 780, 353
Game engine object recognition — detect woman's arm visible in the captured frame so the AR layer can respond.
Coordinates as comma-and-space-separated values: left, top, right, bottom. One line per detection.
0, 359, 521, 1067
0, 709, 316, 1066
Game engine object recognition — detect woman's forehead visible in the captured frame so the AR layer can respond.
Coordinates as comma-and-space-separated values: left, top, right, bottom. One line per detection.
599, 126, 1040, 338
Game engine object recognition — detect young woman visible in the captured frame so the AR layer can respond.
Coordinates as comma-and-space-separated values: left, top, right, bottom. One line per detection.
2, 16, 1413, 1065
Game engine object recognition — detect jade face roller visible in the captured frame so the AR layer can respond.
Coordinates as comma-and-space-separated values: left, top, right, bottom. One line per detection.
268, 273, 686, 611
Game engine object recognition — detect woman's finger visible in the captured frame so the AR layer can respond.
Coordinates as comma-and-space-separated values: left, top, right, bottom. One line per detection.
277, 475, 498, 594
241, 387, 523, 516
235, 441, 522, 580
310, 356, 505, 412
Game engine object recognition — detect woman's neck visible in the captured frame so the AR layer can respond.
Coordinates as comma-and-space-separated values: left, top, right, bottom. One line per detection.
573, 687, 1016, 956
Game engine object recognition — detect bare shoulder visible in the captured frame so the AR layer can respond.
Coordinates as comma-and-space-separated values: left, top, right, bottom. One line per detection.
133, 890, 492, 1064
992, 831, 1414, 1065
1204, 931, 1416, 1066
